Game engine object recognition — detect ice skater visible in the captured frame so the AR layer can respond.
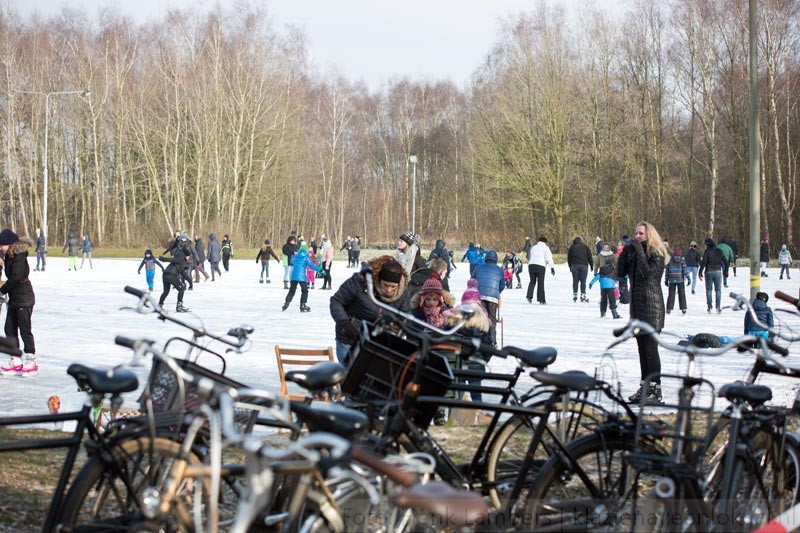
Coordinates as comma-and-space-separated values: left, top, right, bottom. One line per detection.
282, 242, 324, 312
137, 249, 164, 291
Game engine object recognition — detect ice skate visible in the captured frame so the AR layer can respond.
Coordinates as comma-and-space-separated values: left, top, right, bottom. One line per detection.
176, 302, 190, 313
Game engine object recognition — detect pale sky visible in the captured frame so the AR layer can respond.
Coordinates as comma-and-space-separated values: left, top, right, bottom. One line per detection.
13, 0, 625, 89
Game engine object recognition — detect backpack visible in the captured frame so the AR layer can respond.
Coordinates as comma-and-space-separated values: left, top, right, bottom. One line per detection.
599, 263, 616, 278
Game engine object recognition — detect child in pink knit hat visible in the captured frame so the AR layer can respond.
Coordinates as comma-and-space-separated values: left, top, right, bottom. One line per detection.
411, 274, 454, 328
445, 279, 492, 402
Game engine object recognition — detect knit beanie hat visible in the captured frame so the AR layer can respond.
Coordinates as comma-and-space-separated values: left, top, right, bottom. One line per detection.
421, 274, 443, 299
379, 260, 404, 283
0, 229, 18, 246
400, 231, 415, 245
264, 239, 270, 245
461, 278, 482, 305
485, 250, 498, 264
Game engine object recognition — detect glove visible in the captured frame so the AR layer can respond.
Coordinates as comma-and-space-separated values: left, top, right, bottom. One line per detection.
631, 239, 644, 254
550, 268, 555, 276
336, 319, 359, 341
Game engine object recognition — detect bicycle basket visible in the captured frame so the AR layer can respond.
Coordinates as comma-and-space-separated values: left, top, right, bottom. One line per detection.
632, 373, 716, 471
342, 330, 453, 428
140, 357, 257, 434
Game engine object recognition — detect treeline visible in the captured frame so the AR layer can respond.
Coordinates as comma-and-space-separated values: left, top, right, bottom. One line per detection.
0, 0, 798, 255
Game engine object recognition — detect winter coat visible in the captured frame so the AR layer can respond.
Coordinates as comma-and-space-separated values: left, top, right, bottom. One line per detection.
291, 249, 321, 282
62, 233, 80, 256
282, 239, 296, 266
461, 245, 484, 265
471, 263, 506, 303
81, 236, 91, 254
428, 239, 453, 275
523, 239, 533, 260
221, 238, 233, 258
256, 244, 279, 263
320, 241, 334, 266
1, 237, 34, 307
207, 234, 222, 263
779, 249, 792, 265
617, 241, 665, 331
443, 304, 493, 346
194, 238, 207, 263
699, 245, 728, 275
330, 255, 411, 344
528, 241, 555, 267
684, 247, 701, 267
664, 254, 689, 285
410, 289, 455, 326
502, 253, 523, 274
589, 272, 616, 290
138, 253, 164, 273
594, 250, 617, 275
744, 299, 774, 334
761, 242, 770, 263
408, 268, 450, 298
350, 238, 361, 252
716, 242, 734, 265
159, 253, 189, 277
36, 230, 46, 253
567, 238, 593, 270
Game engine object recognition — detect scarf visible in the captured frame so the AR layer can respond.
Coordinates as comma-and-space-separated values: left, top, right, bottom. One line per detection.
422, 305, 445, 328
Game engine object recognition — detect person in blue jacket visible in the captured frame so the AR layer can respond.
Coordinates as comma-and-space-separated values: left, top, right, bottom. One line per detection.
80, 234, 93, 269
137, 249, 165, 291
589, 261, 621, 319
461, 242, 485, 276
282, 241, 324, 313
471, 249, 505, 346
744, 292, 774, 339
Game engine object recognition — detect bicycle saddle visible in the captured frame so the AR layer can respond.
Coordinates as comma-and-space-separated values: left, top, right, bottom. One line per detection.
390, 481, 489, 527
718, 381, 772, 407
290, 402, 368, 438
286, 361, 346, 393
530, 370, 598, 392
506, 346, 557, 369
67, 364, 139, 395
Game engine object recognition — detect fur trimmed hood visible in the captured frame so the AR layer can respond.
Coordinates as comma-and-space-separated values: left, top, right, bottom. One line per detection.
7, 236, 32, 257
444, 304, 491, 332
410, 289, 455, 310
360, 254, 408, 302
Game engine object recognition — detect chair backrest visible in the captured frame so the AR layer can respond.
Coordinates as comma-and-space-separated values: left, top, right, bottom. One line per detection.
274, 345, 335, 401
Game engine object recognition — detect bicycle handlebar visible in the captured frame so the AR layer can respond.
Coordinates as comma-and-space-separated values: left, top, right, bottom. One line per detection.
122, 285, 252, 351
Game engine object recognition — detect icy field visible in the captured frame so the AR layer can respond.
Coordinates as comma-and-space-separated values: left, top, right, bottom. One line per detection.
4, 255, 800, 417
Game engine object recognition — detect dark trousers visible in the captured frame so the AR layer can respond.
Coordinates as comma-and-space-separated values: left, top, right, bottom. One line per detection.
570, 264, 588, 294
666, 284, 687, 312
222, 254, 231, 271
209, 261, 222, 279
5, 305, 35, 354
636, 333, 661, 384
36, 251, 46, 269
181, 267, 193, 290
285, 280, 309, 305
347, 250, 354, 267
322, 262, 332, 289
526, 264, 547, 303
159, 273, 185, 306
780, 265, 791, 279
600, 288, 617, 314
483, 300, 498, 347
469, 263, 478, 276
352, 251, 360, 267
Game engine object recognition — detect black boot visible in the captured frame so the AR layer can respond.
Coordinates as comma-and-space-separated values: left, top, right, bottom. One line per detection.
612, 309, 621, 319
281, 302, 289, 311
176, 302, 190, 313
300, 304, 311, 313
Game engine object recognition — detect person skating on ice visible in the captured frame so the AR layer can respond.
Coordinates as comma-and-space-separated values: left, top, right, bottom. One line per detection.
282, 241, 323, 312
0, 229, 38, 376
137, 249, 165, 291
158, 237, 192, 313
255, 239, 279, 283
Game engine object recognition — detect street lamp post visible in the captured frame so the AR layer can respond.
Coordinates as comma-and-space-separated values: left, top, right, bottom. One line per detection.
11, 89, 90, 242
409, 155, 417, 234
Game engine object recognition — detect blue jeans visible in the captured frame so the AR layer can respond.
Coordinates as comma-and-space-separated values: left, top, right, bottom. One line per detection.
686, 266, 699, 291
145, 270, 155, 290
336, 341, 351, 364
704, 270, 722, 310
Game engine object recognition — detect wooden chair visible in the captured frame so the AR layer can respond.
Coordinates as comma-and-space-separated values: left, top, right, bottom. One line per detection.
274, 345, 335, 401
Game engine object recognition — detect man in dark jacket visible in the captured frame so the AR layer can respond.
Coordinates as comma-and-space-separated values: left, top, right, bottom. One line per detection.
567, 237, 594, 302
428, 239, 454, 279
330, 256, 411, 363
472, 250, 505, 346
35, 228, 46, 272
159, 238, 192, 312
699, 237, 729, 313
408, 258, 450, 298
684, 241, 701, 294
193, 235, 210, 282
0, 229, 37, 375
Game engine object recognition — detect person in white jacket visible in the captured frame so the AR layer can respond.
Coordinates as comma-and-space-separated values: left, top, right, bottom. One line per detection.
319, 234, 335, 289
526, 236, 555, 304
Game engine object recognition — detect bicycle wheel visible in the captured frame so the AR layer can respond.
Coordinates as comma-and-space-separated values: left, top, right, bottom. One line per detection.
634, 483, 709, 533
57, 437, 207, 531
524, 431, 659, 531
484, 398, 606, 508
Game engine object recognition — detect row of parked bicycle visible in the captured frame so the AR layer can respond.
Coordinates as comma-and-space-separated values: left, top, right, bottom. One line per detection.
2, 265, 800, 532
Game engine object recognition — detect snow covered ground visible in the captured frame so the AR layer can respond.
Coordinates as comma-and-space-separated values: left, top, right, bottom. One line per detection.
4, 255, 800, 418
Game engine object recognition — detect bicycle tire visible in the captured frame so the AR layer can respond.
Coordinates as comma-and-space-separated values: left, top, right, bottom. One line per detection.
57, 436, 206, 531
484, 398, 606, 508
524, 430, 659, 531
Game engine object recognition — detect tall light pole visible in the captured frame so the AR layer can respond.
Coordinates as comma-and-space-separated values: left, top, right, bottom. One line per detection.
748, 0, 761, 302
409, 155, 417, 234
11, 89, 90, 242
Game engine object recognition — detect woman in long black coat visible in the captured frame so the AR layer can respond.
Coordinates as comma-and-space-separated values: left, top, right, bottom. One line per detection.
617, 221, 667, 404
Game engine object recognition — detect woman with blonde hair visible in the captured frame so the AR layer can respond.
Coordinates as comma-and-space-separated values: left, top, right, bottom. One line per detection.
618, 221, 668, 405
